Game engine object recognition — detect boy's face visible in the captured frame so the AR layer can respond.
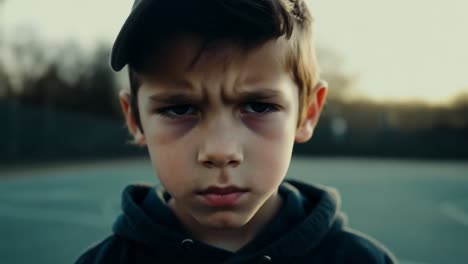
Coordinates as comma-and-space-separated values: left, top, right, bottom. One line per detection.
121, 34, 326, 230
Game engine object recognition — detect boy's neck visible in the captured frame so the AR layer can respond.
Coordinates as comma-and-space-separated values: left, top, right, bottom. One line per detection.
169, 192, 283, 252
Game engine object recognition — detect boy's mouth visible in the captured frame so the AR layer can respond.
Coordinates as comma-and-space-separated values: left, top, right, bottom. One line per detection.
197, 186, 249, 195
196, 186, 249, 207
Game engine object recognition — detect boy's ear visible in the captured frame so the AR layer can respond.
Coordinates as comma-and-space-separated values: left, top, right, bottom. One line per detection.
295, 81, 328, 143
119, 90, 146, 145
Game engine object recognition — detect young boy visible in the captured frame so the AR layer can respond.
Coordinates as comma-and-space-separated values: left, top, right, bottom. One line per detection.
76, 0, 396, 263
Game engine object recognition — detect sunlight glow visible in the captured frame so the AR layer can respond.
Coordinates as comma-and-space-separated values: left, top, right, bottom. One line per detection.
3, 0, 468, 103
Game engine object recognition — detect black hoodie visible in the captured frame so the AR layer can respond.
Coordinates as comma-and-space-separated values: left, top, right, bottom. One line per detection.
75, 179, 396, 263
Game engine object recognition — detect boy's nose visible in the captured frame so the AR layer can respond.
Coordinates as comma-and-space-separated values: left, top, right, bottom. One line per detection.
197, 118, 243, 169
198, 150, 242, 169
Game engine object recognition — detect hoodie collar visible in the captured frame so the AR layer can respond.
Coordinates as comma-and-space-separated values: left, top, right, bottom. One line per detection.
113, 184, 187, 251
260, 179, 345, 258
224, 179, 344, 262
112, 179, 345, 261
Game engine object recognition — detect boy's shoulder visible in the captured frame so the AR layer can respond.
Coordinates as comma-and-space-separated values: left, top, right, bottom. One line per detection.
75, 233, 189, 264
75, 230, 397, 264
318, 226, 397, 263
75, 235, 152, 264
75, 236, 123, 264
75, 180, 397, 263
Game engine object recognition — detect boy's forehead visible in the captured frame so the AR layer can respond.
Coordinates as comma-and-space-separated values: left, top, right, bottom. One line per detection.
136, 33, 300, 113
139, 33, 290, 85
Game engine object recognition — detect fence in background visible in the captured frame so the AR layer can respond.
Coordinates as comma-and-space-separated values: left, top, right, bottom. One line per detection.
1, 100, 468, 165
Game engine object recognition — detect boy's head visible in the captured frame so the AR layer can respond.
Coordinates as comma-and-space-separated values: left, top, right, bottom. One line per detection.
112, 0, 325, 131
112, 0, 327, 235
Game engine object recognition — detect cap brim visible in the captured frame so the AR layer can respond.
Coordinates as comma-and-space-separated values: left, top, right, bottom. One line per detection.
110, 0, 154, 72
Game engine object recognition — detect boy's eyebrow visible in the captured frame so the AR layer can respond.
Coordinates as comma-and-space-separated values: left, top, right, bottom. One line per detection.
148, 89, 282, 104
234, 89, 282, 101
149, 93, 201, 104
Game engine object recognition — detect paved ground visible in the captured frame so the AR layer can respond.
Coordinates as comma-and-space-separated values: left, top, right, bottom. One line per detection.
0, 157, 467, 264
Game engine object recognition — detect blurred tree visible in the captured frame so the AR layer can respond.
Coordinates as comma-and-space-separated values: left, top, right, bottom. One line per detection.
5, 32, 120, 118
452, 91, 468, 109
0, 0, 7, 97
74, 44, 119, 117
0, 64, 12, 97
450, 91, 468, 128
316, 47, 357, 101
4, 26, 54, 102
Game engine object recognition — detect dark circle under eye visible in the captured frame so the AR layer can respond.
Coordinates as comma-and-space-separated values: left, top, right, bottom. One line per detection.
248, 103, 270, 113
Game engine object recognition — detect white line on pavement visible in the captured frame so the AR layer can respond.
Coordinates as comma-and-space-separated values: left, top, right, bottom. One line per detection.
400, 260, 429, 264
0, 203, 111, 229
440, 202, 468, 227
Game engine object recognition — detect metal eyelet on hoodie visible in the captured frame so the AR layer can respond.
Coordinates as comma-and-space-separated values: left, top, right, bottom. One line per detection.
181, 238, 194, 252
260, 255, 272, 263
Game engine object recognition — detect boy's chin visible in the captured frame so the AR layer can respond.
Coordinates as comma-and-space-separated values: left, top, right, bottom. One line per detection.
196, 212, 253, 229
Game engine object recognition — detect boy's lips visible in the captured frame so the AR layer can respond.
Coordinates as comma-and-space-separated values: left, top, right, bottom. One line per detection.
196, 186, 249, 207
197, 186, 249, 195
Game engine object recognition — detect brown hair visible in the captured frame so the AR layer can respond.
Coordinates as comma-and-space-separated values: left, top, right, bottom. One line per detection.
128, 0, 319, 132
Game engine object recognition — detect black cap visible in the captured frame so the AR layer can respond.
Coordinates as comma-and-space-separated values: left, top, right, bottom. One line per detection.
110, 0, 154, 72
110, 0, 204, 72
110, 0, 299, 72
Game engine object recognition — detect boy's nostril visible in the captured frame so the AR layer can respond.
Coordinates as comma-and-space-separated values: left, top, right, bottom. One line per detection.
199, 155, 242, 168
202, 160, 216, 168
228, 160, 241, 167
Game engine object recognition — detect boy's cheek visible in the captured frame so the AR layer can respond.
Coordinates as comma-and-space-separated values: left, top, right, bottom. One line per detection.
142, 118, 197, 146
243, 115, 281, 136
246, 114, 297, 143
149, 146, 196, 188
245, 119, 295, 174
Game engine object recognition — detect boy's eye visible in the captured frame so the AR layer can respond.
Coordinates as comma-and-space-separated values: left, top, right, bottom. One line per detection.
156, 105, 197, 117
242, 102, 278, 114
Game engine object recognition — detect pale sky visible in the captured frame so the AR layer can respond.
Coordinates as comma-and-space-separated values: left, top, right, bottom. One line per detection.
2, 0, 468, 104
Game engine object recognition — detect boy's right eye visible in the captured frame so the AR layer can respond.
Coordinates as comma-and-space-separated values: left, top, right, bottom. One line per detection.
155, 105, 197, 118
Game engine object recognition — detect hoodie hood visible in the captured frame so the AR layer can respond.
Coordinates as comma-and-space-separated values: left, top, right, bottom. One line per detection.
112, 179, 347, 262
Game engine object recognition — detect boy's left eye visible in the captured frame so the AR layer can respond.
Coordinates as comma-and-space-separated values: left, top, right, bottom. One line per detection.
242, 102, 278, 114
155, 105, 197, 118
